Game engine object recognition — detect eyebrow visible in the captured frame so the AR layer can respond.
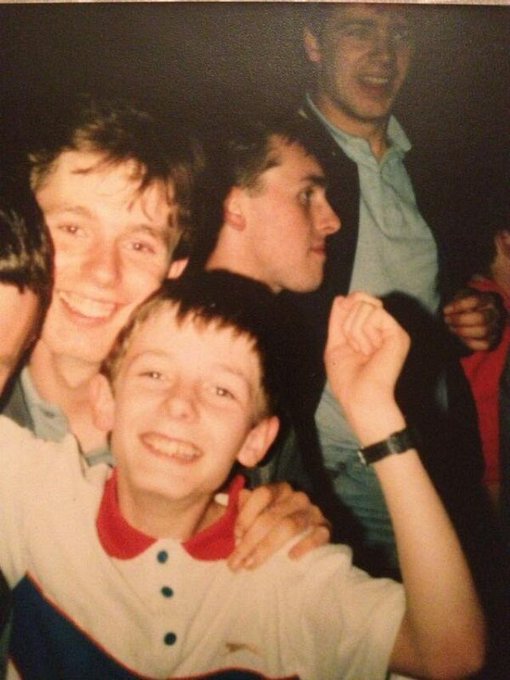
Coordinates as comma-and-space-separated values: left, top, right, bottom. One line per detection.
335, 18, 377, 29
44, 204, 91, 218
213, 363, 254, 392
302, 174, 328, 188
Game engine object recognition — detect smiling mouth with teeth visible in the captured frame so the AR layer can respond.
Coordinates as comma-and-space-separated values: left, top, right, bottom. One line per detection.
141, 433, 201, 464
359, 74, 394, 90
59, 291, 118, 320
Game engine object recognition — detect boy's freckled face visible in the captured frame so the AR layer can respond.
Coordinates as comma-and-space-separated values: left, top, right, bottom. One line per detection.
0, 285, 39, 394
109, 306, 264, 506
35, 150, 176, 366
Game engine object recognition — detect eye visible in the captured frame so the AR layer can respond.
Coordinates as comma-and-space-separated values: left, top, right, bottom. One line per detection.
139, 370, 165, 381
299, 187, 315, 206
129, 239, 157, 255
52, 223, 83, 237
391, 26, 412, 45
342, 24, 373, 41
203, 382, 240, 405
214, 386, 234, 399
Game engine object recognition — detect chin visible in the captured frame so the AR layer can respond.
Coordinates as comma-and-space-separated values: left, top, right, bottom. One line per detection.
62, 342, 111, 366
300, 274, 324, 293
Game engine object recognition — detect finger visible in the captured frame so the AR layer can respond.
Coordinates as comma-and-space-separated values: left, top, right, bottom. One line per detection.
348, 291, 383, 306
287, 523, 332, 560
444, 297, 480, 315
328, 293, 382, 348
446, 319, 495, 339
343, 302, 383, 355
327, 296, 350, 347
228, 513, 299, 571
231, 492, 322, 570
444, 290, 499, 315
445, 308, 497, 328
229, 505, 323, 572
234, 484, 293, 541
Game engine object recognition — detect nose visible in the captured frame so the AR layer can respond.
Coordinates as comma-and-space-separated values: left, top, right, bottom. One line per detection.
80, 239, 122, 288
370, 28, 396, 63
316, 198, 341, 236
164, 380, 197, 422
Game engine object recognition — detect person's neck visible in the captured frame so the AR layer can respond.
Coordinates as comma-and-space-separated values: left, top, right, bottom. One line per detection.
311, 92, 390, 161
119, 485, 225, 541
29, 340, 107, 451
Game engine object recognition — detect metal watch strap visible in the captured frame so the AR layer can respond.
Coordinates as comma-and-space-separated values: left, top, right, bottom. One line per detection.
357, 427, 415, 465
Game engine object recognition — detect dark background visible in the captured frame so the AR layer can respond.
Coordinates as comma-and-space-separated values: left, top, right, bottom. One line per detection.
1, 2, 509, 270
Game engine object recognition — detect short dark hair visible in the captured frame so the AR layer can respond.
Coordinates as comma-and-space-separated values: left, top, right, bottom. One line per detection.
187, 117, 324, 269
102, 270, 285, 420
470, 163, 510, 276
303, 3, 415, 41
302, 3, 335, 40
0, 187, 53, 327
27, 93, 204, 246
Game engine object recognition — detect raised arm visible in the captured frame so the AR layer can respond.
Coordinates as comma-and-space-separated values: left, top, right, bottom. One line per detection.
325, 292, 485, 679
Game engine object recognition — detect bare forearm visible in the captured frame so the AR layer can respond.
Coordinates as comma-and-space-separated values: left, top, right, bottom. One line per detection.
326, 294, 486, 676
354, 402, 485, 677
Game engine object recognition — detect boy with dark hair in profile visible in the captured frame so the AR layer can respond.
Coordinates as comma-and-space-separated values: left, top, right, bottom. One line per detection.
1, 270, 483, 679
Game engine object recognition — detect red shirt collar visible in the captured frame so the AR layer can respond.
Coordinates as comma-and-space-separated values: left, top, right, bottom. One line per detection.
96, 471, 244, 561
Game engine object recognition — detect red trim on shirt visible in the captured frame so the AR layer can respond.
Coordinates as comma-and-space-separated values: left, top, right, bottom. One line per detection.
96, 471, 156, 559
461, 278, 510, 485
96, 472, 244, 560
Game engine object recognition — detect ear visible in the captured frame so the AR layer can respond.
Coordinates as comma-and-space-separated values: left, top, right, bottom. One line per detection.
167, 257, 189, 279
495, 231, 510, 259
304, 27, 322, 64
237, 416, 280, 468
90, 373, 116, 433
223, 186, 247, 232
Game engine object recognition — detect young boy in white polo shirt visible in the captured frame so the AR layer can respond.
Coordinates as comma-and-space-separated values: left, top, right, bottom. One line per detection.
1, 270, 484, 679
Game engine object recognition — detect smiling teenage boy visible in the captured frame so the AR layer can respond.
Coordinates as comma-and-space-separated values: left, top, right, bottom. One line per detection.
2, 271, 484, 679
3, 96, 192, 457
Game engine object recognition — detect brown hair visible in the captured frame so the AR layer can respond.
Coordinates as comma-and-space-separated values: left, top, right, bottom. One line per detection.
28, 94, 204, 249
102, 270, 286, 420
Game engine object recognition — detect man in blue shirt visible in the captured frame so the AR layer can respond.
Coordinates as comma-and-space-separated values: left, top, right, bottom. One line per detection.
287, 0, 503, 567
